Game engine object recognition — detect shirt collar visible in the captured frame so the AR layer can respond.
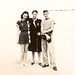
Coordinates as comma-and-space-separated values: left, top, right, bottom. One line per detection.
45, 18, 50, 20
32, 18, 38, 21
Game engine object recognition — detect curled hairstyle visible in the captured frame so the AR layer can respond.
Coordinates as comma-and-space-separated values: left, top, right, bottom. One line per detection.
32, 10, 38, 14
21, 11, 29, 19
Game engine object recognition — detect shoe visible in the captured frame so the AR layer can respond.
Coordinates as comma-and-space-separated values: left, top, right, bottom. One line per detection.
31, 62, 35, 65
53, 66, 57, 71
38, 63, 42, 66
42, 64, 49, 68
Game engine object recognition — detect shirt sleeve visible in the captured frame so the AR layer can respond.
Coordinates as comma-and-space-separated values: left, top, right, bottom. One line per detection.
16, 21, 20, 28
51, 19, 56, 25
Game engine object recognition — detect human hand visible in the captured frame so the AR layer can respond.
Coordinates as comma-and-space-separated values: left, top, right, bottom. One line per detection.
41, 31, 45, 35
45, 34, 51, 40
37, 32, 41, 36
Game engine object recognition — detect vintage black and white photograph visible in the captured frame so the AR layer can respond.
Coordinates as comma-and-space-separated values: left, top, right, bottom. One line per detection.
0, 0, 75, 75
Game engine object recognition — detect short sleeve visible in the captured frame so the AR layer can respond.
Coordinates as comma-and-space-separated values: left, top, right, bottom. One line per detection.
52, 19, 56, 25
16, 21, 20, 27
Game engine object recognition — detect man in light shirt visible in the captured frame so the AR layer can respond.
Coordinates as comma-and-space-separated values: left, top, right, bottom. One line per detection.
41, 10, 57, 71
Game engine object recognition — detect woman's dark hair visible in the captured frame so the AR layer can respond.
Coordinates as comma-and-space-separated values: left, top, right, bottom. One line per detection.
43, 10, 48, 13
21, 11, 29, 19
32, 10, 38, 14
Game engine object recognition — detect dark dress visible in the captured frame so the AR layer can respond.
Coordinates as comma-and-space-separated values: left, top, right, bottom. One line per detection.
16, 20, 31, 44
28, 18, 42, 52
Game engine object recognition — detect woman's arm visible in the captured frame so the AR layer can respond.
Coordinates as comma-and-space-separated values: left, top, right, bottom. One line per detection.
17, 25, 20, 43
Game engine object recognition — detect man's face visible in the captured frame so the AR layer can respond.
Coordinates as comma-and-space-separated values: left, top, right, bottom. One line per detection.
43, 12, 49, 18
32, 12, 38, 19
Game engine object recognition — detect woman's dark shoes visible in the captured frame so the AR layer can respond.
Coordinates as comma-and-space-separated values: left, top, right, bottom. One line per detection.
31, 62, 35, 65
42, 64, 49, 68
53, 66, 57, 71
38, 63, 42, 66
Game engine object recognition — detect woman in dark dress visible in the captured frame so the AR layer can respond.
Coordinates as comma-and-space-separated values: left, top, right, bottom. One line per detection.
28, 10, 42, 66
16, 11, 31, 66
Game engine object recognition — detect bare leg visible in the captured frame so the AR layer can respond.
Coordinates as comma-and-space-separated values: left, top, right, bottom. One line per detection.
38, 52, 42, 66
31, 52, 35, 65
38, 52, 41, 63
20, 44, 25, 63
24, 44, 29, 65
32, 52, 35, 62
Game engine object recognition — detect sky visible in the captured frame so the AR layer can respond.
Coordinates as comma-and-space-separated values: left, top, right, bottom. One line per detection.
0, 0, 75, 26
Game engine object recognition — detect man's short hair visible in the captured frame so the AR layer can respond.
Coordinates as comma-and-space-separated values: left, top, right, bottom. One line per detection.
43, 10, 49, 13
32, 10, 38, 14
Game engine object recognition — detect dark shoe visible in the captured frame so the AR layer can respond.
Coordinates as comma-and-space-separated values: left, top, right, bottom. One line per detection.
42, 64, 49, 68
38, 63, 42, 66
53, 66, 57, 71
31, 62, 35, 65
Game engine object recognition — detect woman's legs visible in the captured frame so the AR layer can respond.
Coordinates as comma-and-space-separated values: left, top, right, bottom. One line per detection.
20, 44, 28, 66
38, 52, 41, 63
20, 44, 25, 63
38, 52, 42, 66
24, 44, 29, 64
31, 52, 35, 65
32, 52, 35, 62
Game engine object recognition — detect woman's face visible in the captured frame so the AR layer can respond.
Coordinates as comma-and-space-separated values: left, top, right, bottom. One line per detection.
32, 12, 38, 19
23, 13, 28, 19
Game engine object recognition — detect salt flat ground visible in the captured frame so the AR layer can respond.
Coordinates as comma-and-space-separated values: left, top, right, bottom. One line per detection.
0, 11, 75, 75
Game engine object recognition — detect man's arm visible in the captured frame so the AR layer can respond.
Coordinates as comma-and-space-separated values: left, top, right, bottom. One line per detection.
41, 21, 45, 35
43, 22, 54, 34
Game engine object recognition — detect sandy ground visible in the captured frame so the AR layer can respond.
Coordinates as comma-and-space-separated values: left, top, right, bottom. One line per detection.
0, 13, 75, 75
